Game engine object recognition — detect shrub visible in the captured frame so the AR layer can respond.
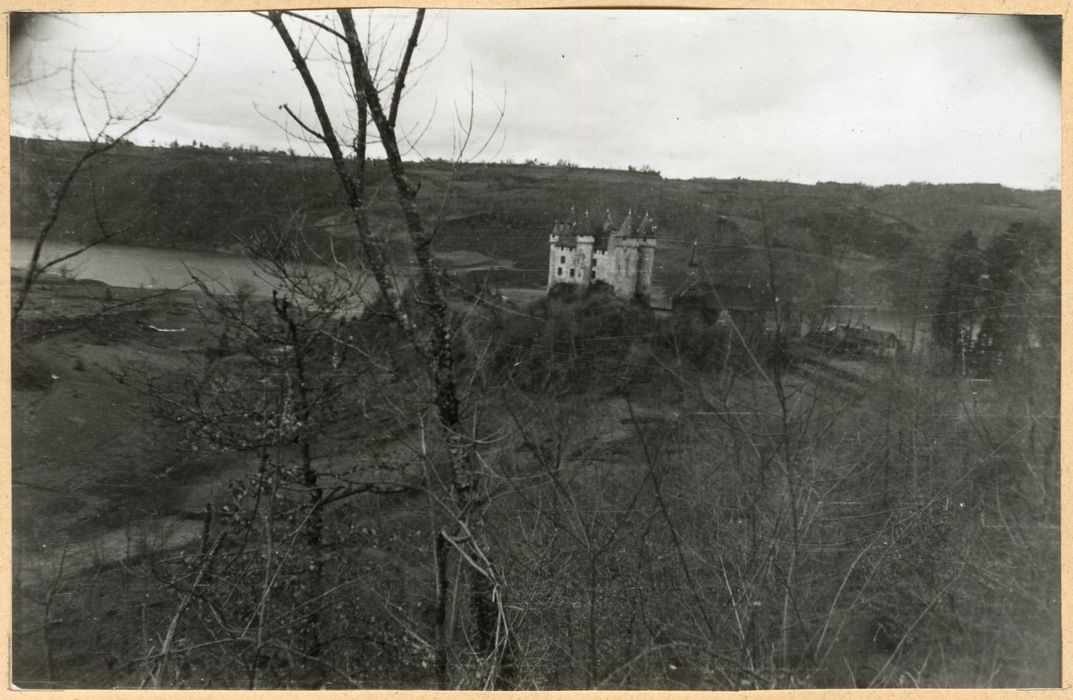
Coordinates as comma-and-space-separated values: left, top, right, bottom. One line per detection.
12, 348, 54, 391
487, 287, 655, 394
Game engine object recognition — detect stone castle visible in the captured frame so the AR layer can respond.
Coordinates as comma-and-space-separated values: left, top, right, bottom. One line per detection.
547, 210, 656, 298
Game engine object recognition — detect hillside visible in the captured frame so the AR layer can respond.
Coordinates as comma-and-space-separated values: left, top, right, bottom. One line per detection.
10, 138, 1061, 689
11, 265, 1060, 689
11, 137, 1060, 305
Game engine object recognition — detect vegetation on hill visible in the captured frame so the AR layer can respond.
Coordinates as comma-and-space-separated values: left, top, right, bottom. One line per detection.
12, 136, 1059, 306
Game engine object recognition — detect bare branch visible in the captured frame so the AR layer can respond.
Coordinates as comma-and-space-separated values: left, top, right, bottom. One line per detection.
389, 9, 424, 130
267, 10, 427, 370
279, 103, 325, 141
12, 46, 197, 325
275, 9, 348, 43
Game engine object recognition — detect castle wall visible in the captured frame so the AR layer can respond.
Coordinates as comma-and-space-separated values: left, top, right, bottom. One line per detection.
592, 250, 613, 285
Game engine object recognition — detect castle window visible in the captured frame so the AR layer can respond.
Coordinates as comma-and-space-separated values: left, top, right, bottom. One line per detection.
557, 267, 562, 276
569, 268, 575, 278
560, 256, 566, 264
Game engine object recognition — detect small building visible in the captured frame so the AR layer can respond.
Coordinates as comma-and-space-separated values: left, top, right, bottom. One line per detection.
844, 326, 902, 356
548, 209, 656, 300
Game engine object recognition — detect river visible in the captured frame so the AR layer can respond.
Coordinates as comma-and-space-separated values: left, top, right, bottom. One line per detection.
10, 238, 382, 305
10, 239, 928, 347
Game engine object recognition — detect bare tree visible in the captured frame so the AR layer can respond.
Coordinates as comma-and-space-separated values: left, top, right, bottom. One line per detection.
252, 10, 511, 687
132, 224, 423, 687
11, 43, 197, 325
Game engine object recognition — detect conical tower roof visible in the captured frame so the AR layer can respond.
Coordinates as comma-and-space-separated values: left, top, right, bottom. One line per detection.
602, 209, 615, 233
636, 211, 656, 237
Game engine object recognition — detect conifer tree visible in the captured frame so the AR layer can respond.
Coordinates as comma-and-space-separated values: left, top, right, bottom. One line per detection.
932, 230, 984, 375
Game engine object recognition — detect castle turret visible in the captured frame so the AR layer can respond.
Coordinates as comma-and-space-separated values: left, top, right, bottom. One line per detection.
548, 220, 564, 288
636, 212, 657, 296
613, 236, 640, 297
635, 212, 655, 238
617, 209, 635, 237
603, 209, 615, 232
637, 236, 656, 298
576, 232, 595, 286
603, 209, 619, 250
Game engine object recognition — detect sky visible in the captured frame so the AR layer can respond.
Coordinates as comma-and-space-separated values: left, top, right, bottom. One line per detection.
9, 10, 1062, 189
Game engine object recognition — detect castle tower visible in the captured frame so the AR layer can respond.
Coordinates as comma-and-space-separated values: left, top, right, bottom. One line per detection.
575, 232, 595, 287
637, 238, 656, 297
548, 220, 576, 289
616, 237, 641, 297
605, 209, 622, 251
636, 212, 657, 297
547, 224, 561, 288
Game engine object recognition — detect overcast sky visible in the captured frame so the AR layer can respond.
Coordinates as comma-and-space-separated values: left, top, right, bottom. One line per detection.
10, 10, 1061, 189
